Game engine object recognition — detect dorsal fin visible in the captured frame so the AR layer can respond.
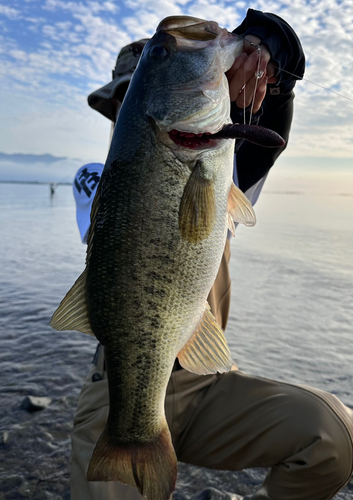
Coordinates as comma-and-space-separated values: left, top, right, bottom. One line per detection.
50, 172, 103, 337
50, 269, 94, 336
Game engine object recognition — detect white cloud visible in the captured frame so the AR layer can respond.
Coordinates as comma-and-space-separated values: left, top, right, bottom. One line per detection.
42, 24, 59, 39
42, 21, 82, 43
8, 49, 27, 61
26, 16, 46, 23
43, 0, 118, 15
125, 0, 179, 14
122, 13, 161, 38
123, 0, 242, 31
0, 4, 21, 19
187, 1, 241, 29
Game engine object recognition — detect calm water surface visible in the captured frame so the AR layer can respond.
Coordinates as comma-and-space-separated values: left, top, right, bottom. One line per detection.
0, 183, 352, 499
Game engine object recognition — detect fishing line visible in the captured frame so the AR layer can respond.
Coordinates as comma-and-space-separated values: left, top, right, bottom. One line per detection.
241, 44, 262, 124
248, 45, 262, 124
242, 73, 246, 124
273, 67, 353, 103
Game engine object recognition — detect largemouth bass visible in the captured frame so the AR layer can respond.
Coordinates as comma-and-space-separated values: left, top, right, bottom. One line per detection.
50, 15, 280, 500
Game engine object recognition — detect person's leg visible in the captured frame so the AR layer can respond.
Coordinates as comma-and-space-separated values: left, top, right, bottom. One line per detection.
166, 368, 353, 500
70, 344, 143, 500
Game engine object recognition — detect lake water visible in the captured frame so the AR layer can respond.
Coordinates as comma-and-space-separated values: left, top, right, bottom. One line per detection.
0, 182, 352, 499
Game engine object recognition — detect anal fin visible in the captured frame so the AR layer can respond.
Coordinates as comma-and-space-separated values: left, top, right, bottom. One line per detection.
177, 302, 234, 375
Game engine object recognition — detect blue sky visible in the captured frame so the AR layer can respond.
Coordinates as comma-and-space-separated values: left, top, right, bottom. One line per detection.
0, 0, 353, 183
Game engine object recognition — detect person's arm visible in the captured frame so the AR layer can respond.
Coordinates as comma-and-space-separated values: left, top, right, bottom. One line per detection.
226, 9, 305, 193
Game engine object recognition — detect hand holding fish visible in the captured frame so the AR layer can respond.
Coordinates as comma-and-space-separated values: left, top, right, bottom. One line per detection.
226, 35, 277, 112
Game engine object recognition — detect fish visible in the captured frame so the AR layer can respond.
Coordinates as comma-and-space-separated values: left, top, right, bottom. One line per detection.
50, 15, 283, 500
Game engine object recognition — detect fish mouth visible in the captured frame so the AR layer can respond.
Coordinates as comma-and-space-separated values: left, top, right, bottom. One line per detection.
168, 129, 222, 149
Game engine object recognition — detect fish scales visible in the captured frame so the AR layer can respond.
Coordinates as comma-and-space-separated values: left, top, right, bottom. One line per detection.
87, 147, 230, 438
50, 15, 258, 500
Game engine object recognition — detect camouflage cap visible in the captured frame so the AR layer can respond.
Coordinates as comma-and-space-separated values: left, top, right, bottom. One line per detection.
88, 39, 149, 121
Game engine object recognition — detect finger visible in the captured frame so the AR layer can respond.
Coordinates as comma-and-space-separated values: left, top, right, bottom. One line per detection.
244, 41, 272, 83
254, 55, 267, 80
252, 75, 268, 113
267, 61, 276, 78
236, 68, 268, 111
266, 61, 278, 83
244, 50, 261, 73
242, 35, 261, 56
241, 34, 272, 76
234, 52, 264, 108
229, 51, 259, 102
235, 76, 257, 109
267, 76, 277, 84
226, 52, 247, 83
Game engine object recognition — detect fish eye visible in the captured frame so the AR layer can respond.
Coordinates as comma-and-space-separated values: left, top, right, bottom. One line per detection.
149, 45, 169, 61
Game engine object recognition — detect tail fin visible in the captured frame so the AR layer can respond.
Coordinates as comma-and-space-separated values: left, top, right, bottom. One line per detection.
87, 425, 177, 500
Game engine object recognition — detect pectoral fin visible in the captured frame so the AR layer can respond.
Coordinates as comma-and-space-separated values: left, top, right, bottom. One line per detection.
227, 182, 256, 235
179, 163, 216, 244
177, 303, 234, 374
49, 269, 94, 336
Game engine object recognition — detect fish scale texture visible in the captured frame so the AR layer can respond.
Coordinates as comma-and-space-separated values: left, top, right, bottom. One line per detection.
87, 139, 234, 442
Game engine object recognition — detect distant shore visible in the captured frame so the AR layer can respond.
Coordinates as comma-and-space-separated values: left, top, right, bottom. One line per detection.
1, 181, 352, 197
0, 180, 71, 186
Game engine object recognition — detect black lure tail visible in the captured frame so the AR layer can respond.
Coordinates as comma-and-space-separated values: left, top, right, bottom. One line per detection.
213, 124, 285, 148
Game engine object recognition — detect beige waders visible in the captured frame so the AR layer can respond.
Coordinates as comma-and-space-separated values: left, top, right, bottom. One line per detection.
71, 240, 353, 500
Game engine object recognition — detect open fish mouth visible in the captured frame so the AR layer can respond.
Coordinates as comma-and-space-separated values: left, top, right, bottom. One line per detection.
169, 129, 215, 149
168, 124, 286, 150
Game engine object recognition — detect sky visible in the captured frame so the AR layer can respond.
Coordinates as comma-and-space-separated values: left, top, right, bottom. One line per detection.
0, 0, 353, 189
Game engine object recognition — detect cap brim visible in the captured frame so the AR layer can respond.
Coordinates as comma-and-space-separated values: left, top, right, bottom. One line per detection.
87, 73, 132, 121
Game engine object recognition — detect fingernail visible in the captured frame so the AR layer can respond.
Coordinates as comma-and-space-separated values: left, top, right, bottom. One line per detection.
232, 52, 247, 72
244, 53, 257, 72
